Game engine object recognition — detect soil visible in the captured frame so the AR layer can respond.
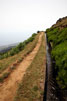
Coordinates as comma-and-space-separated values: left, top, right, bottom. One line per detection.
0, 32, 43, 101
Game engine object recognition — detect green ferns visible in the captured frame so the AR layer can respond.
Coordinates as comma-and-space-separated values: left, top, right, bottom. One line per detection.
46, 27, 67, 89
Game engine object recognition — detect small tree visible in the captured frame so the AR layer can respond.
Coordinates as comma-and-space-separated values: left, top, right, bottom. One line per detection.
37, 31, 40, 33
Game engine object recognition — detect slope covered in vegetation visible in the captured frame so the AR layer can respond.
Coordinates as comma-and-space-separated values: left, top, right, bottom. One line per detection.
0, 33, 37, 60
46, 16, 67, 90
0, 32, 46, 101
0, 33, 39, 82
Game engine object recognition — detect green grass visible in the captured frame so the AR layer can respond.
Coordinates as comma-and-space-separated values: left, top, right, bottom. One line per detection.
14, 33, 46, 101
0, 34, 39, 74
46, 27, 67, 89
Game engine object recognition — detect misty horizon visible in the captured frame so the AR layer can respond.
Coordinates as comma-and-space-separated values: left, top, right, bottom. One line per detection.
0, 0, 67, 46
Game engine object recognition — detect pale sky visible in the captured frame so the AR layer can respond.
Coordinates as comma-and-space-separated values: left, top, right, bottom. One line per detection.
0, 0, 67, 46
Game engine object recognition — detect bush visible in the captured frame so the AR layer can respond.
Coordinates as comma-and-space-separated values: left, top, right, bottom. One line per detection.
37, 31, 40, 33
17, 43, 24, 51
10, 49, 15, 56
32, 33, 37, 37
4, 53, 8, 58
46, 27, 67, 89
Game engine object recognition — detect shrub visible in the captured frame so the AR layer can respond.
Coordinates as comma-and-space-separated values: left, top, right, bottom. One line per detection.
37, 31, 40, 33
32, 33, 37, 37
46, 27, 67, 89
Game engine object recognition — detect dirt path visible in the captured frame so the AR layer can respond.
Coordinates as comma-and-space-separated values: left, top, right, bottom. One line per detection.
0, 32, 43, 101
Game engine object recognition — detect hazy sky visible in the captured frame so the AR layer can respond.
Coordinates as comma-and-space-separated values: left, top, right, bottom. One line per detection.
0, 0, 67, 46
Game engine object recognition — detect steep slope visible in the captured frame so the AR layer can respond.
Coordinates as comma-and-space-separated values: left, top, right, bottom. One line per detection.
52, 16, 67, 28
0, 33, 38, 80
0, 32, 44, 101
46, 16, 67, 97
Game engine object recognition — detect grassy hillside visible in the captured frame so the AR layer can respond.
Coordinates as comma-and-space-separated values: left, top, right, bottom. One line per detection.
0, 33, 39, 82
52, 16, 67, 28
46, 16, 67, 90
14, 33, 46, 101
0, 33, 37, 59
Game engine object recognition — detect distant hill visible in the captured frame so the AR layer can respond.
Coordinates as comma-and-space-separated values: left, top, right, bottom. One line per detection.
0, 43, 19, 53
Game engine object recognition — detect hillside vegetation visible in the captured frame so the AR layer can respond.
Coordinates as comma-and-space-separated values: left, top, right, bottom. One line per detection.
0, 33, 37, 60
0, 33, 39, 82
46, 16, 67, 89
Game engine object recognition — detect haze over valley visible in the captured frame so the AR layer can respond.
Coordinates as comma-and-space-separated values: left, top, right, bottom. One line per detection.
0, 0, 67, 46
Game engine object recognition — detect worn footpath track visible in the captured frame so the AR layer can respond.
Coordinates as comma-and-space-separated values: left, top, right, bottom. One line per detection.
0, 32, 43, 101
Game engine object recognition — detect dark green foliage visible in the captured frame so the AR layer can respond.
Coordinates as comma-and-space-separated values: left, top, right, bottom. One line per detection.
46, 27, 59, 47
17, 43, 25, 51
4, 53, 9, 58
51, 41, 67, 89
37, 31, 40, 33
56, 28, 67, 45
46, 27, 67, 89
46, 27, 67, 47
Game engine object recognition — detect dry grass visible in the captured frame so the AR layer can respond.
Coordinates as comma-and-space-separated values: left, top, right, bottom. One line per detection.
0, 34, 39, 77
14, 33, 46, 101
53, 16, 67, 28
